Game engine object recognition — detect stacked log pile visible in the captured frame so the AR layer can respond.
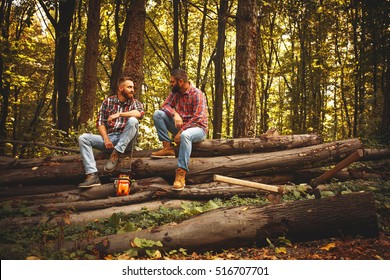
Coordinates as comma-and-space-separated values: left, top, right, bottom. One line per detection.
0, 134, 389, 254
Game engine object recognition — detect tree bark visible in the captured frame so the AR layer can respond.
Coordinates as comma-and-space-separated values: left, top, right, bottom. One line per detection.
172, 0, 180, 69
135, 138, 363, 184
233, 0, 258, 138
123, 0, 146, 98
213, 0, 228, 139
63, 192, 378, 254
79, 0, 101, 124
0, 199, 193, 228
110, 2, 131, 94
56, 0, 76, 132
192, 134, 322, 156
0, 138, 362, 186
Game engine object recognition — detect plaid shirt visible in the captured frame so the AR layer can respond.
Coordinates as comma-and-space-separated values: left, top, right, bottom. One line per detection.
161, 85, 208, 133
96, 95, 144, 134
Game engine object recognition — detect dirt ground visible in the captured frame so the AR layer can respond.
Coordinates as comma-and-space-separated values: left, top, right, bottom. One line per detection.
163, 232, 390, 260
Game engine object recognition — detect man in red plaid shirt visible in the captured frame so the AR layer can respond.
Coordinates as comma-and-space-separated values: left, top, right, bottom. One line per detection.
152, 69, 208, 191
78, 77, 144, 188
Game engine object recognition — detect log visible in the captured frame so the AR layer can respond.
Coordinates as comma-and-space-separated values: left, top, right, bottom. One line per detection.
0, 177, 166, 205
0, 134, 322, 170
362, 148, 390, 161
1, 179, 277, 215
135, 138, 363, 184
0, 138, 362, 186
190, 134, 323, 156
63, 192, 378, 254
0, 199, 194, 228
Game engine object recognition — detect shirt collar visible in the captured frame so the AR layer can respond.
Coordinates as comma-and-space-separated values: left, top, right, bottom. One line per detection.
114, 95, 133, 106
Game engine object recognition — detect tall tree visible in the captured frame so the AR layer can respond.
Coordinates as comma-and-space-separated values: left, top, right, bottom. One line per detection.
123, 0, 146, 98
233, 0, 258, 138
38, 0, 76, 133
0, 0, 12, 155
79, 0, 101, 125
212, 0, 228, 139
195, 0, 208, 88
172, 0, 180, 69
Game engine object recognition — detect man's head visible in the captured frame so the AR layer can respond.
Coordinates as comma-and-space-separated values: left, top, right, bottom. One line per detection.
118, 76, 135, 101
170, 69, 189, 94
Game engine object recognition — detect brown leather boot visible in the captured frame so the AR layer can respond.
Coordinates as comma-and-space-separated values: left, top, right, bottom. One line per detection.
151, 141, 175, 158
173, 168, 186, 191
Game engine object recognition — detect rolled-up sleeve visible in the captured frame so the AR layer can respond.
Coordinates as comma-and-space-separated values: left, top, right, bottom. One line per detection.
161, 92, 176, 117
96, 100, 108, 128
133, 99, 145, 118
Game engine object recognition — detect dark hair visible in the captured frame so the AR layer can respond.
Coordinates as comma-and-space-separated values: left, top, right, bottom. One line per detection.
118, 76, 134, 87
170, 69, 188, 83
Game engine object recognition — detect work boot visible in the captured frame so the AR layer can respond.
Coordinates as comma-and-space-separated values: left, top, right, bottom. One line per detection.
78, 173, 101, 188
104, 149, 120, 172
151, 141, 175, 159
173, 168, 186, 191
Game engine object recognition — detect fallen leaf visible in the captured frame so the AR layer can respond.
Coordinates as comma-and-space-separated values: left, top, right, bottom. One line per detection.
321, 242, 336, 251
26, 256, 40, 260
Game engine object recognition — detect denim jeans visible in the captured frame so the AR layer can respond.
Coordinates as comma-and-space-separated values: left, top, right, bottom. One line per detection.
78, 117, 139, 174
153, 110, 206, 171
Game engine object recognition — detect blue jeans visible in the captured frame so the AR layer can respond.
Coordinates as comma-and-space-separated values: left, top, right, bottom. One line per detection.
153, 110, 206, 171
78, 117, 139, 174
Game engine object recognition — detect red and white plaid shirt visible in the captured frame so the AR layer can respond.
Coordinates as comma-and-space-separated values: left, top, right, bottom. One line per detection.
161, 85, 208, 133
96, 95, 144, 134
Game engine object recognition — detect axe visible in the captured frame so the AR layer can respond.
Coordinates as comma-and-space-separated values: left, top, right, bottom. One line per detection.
213, 174, 285, 204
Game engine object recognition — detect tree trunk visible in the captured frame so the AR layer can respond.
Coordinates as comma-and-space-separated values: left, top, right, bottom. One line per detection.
0, 0, 11, 156
56, 0, 76, 132
123, 0, 146, 98
172, 0, 180, 69
233, 0, 258, 138
195, 0, 208, 87
0, 139, 362, 186
63, 192, 378, 254
0, 199, 194, 228
110, 2, 131, 94
191, 133, 322, 156
135, 138, 362, 184
79, 0, 101, 124
213, 0, 228, 139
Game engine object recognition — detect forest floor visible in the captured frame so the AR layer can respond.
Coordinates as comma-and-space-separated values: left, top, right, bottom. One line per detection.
1, 177, 389, 260
163, 232, 390, 260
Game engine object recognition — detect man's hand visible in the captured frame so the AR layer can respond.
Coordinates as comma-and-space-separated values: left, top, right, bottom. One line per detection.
108, 113, 120, 122
173, 112, 183, 128
104, 138, 114, 149
174, 130, 182, 145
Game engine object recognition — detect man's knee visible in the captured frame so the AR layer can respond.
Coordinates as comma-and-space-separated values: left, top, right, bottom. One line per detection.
127, 117, 139, 128
78, 133, 90, 145
153, 110, 165, 121
181, 130, 192, 142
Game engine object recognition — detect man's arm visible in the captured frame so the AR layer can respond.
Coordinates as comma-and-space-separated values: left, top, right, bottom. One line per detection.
98, 124, 114, 149
181, 90, 207, 131
161, 92, 176, 117
108, 109, 142, 122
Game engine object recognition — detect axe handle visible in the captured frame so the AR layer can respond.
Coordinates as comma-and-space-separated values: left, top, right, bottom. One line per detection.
213, 174, 280, 193
310, 149, 364, 188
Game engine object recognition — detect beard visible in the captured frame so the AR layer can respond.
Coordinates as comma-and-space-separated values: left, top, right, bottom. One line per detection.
172, 84, 181, 94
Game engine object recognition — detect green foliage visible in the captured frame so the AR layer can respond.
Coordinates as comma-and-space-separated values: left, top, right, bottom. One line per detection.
266, 236, 292, 254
